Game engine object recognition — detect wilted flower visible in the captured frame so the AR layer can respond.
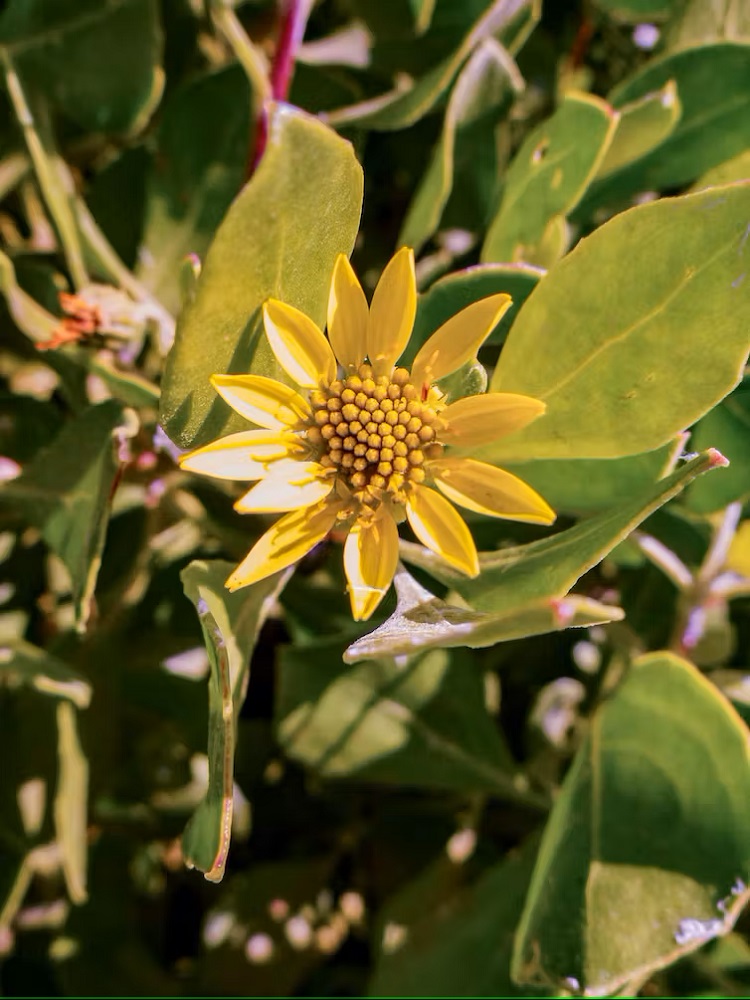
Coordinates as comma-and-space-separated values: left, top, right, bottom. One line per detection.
180, 248, 554, 619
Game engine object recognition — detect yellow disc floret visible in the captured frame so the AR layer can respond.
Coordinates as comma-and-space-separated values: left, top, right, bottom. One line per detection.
307, 364, 444, 504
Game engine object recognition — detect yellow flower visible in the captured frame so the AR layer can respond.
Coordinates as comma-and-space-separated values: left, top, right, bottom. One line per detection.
180, 248, 555, 620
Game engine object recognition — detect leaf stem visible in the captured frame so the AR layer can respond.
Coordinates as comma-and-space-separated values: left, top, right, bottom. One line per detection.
209, 0, 271, 106
631, 531, 693, 591
698, 501, 742, 585
270, 0, 313, 101
1, 48, 89, 289
250, 0, 313, 173
668, 501, 743, 654
208, 0, 274, 180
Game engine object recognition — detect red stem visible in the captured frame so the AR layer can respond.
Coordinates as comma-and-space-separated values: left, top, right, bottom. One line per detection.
271, 0, 308, 100
247, 0, 310, 177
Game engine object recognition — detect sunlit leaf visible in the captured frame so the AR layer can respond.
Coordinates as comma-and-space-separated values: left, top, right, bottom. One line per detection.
485, 183, 750, 460
482, 92, 618, 265
0, 640, 91, 708
277, 636, 531, 801
54, 700, 89, 904
180, 559, 287, 881
345, 566, 622, 662
160, 103, 363, 449
513, 652, 750, 995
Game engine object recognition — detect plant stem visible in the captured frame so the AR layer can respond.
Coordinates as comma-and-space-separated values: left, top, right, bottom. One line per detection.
250, 0, 313, 173
209, 0, 271, 106
271, 0, 313, 101
669, 502, 743, 654
1, 48, 89, 290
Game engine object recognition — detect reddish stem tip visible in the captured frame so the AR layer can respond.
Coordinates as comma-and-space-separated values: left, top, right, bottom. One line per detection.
707, 448, 730, 469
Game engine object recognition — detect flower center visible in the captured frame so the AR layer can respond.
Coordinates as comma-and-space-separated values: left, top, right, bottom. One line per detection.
305, 363, 444, 503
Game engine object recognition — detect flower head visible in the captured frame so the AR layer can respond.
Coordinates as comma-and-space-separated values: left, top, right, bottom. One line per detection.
180, 248, 555, 620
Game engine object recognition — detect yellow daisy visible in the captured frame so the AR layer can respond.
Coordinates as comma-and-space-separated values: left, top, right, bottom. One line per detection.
180, 248, 555, 620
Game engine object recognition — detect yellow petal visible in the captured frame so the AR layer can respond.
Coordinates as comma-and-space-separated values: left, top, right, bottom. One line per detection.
343, 506, 399, 620
410, 293, 512, 388
212, 373, 311, 429
327, 254, 368, 371
179, 430, 297, 480
226, 498, 342, 591
367, 246, 416, 375
405, 484, 478, 577
234, 459, 332, 512
439, 392, 546, 448
263, 299, 337, 388
429, 457, 555, 524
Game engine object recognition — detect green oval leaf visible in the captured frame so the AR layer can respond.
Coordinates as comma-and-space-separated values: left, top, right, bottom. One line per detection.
610, 42, 750, 194
406, 261, 542, 365
595, 79, 681, 180
512, 652, 750, 995
486, 183, 750, 460
276, 637, 527, 800
481, 92, 618, 265
160, 103, 363, 450
0, 0, 163, 133
501, 437, 683, 515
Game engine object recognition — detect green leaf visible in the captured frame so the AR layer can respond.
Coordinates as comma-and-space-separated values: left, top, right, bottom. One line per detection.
692, 147, 750, 190
665, 0, 750, 50
405, 261, 542, 365
596, 80, 681, 179
608, 43, 750, 194
714, 670, 750, 729
399, 37, 521, 254
54, 701, 89, 905
686, 391, 750, 513
276, 637, 535, 802
344, 566, 623, 662
501, 437, 683, 514
324, 0, 535, 130
408, 0, 437, 34
481, 92, 617, 265
136, 65, 251, 315
0, 640, 91, 708
0, 247, 59, 344
369, 836, 544, 997
512, 652, 750, 995
80, 353, 160, 409
0, 400, 124, 631
403, 451, 722, 617
0, 0, 163, 133
180, 560, 286, 882
485, 183, 750, 460
160, 103, 363, 450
